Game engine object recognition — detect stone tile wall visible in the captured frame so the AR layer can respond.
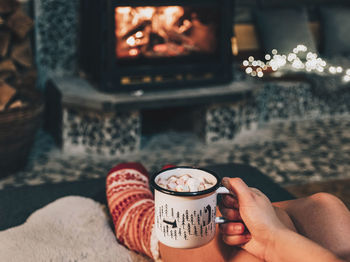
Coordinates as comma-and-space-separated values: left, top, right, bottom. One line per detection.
62, 108, 141, 156
34, 0, 79, 88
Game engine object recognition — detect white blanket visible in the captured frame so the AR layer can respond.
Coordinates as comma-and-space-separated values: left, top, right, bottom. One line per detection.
0, 196, 152, 262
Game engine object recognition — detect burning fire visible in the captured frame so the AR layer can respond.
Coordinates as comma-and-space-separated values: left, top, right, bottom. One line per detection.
115, 6, 217, 59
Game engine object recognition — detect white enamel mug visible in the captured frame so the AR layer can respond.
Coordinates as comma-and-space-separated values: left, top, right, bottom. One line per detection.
151, 166, 231, 249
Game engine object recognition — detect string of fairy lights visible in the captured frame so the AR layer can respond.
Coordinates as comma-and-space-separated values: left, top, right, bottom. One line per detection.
242, 44, 350, 82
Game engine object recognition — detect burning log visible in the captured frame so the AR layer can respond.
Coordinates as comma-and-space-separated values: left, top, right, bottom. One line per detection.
166, 29, 195, 48
121, 20, 151, 40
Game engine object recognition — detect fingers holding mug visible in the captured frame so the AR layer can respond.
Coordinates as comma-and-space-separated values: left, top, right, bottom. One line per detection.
220, 222, 246, 235
221, 194, 239, 209
222, 232, 252, 246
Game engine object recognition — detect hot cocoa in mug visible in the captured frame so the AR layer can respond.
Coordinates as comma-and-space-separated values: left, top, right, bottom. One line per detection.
151, 166, 231, 248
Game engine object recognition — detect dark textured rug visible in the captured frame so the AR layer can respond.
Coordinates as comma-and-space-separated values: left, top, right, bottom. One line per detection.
0, 163, 294, 231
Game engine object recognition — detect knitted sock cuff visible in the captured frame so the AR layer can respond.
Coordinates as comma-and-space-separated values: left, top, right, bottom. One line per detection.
108, 162, 150, 178
106, 162, 160, 261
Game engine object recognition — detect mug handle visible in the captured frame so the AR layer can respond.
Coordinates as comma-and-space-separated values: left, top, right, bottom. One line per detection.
215, 186, 238, 224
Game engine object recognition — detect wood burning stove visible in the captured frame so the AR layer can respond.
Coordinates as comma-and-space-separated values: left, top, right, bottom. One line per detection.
80, 0, 233, 92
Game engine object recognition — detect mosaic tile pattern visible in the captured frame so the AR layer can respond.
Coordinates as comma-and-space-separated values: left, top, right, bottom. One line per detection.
256, 81, 318, 120
205, 79, 350, 143
0, 114, 349, 189
62, 108, 141, 156
34, 0, 79, 88
308, 76, 350, 115
205, 99, 257, 143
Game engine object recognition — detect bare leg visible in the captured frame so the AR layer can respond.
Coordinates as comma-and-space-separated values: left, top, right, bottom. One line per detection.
274, 193, 350, 261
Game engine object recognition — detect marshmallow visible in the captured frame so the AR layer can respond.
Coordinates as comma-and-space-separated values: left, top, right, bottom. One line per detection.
156, 174, 214, 192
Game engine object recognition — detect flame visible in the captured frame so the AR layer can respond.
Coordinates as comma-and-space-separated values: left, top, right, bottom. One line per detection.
154, 44, 167, 53
115, 6, 183, 36
163, 6, 183, 28
135, 31, 143, 38
115, 5, 217, 58
126, 36, 136, 46
135, 7, 155, 20
129, 49, 139, 56
116, 7, 131, 14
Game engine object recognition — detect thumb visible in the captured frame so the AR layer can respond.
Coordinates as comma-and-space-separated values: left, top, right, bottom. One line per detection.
222, 177, 253, 205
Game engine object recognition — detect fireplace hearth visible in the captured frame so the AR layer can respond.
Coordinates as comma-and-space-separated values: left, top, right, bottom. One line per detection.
80, 0, 233, 92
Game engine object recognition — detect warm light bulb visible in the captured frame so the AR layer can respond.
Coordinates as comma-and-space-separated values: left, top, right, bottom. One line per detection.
317, 67, 324, 73
245, 67, 253, 74
243, 44, 349, 78
329, 66, 336, 74
288, 53, 297, 62
265, 54, 271, 60
257, 60, 264, 67
336, 66, 343, 73
296, 44, 307, 52
306, 52, 311, 59
344, 75, 350, 82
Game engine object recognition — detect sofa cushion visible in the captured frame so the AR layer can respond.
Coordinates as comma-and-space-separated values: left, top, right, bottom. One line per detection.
254, 8, 317, 58
319, 7, 350, 57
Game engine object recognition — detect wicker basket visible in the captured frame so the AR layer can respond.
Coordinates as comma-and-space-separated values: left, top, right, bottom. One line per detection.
0, 89, 44, 177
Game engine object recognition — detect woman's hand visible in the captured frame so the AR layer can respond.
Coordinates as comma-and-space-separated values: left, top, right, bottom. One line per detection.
219, 177, 290, 261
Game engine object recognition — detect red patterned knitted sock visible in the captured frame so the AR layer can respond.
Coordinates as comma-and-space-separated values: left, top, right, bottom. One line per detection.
106, 162, 159, 260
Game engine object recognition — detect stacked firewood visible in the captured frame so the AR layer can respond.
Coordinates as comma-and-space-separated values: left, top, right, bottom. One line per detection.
0, 0, 36, 112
